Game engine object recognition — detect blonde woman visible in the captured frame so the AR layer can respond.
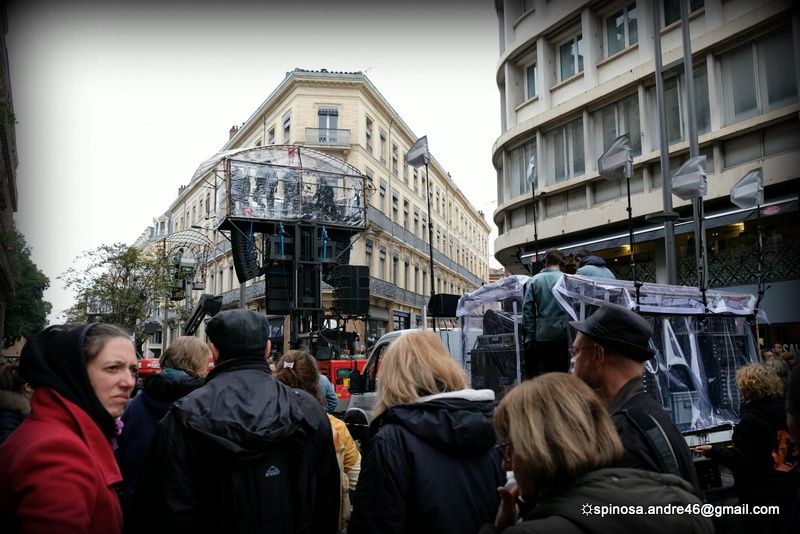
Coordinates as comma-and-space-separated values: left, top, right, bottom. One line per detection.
116, 336, 209, 527
349, 331, 504, 534
482, 373, 711, 533
696, 364, 800, 533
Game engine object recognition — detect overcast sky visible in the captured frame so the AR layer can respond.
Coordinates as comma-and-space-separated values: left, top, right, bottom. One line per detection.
7, 0, 502, 322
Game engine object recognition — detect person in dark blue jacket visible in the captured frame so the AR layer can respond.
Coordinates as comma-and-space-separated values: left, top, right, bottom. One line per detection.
115, 337, 208, 527
349, 331, 505, 534
0, 362, 33, 445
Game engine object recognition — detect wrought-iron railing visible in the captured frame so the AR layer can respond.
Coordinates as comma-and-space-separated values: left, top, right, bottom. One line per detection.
305, 128, 350, 147
679, 243, 800, 288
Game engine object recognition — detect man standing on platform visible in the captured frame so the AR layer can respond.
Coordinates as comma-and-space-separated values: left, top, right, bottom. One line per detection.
522, 248, 568, 378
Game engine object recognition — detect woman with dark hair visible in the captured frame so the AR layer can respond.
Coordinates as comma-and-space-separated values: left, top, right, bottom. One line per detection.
274, 350, 361, 533
0, 324, 137, 534
0, 362, 34, 444
116, 336, 209, 526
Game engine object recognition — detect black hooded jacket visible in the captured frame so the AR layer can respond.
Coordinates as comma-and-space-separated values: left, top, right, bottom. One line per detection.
131, 358, 339, 534
349, 390, 505, 534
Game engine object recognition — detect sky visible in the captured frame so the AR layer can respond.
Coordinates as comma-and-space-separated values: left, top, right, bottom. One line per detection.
7, 0, 503, 322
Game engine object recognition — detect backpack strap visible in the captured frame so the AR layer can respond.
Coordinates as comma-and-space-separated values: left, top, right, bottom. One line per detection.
623, 408, 682, 478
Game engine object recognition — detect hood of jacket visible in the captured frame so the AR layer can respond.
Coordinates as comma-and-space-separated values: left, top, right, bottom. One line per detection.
0, 389, 30, 415
580, 255, 607, 268
139, 371, 205, 418
524, 467, 711, 533
171, 358, 322, 458
375, 389, 497, 456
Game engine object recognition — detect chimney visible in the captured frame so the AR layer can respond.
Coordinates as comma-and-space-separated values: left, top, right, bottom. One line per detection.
229, 125, 239, 139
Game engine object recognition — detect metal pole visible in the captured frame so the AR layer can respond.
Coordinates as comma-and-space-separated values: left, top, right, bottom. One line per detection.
512, 301, 521, 384
530, 190, 539, 264
424, 163, 436, 331
653, 0, 678, 284
754, 205, 764, 343
680, 0, 707, 295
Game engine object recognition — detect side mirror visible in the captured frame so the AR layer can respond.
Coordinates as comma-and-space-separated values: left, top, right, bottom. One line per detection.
348, 369, 365, 395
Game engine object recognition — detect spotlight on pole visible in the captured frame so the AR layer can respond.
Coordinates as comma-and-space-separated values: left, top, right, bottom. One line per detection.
526, 153, 542, 274
598, 133, 640, 307
671, 155, 708, 300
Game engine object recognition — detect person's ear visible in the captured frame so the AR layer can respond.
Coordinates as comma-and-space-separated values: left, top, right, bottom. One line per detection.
209, 342, 220, 363
593, 343, 605, 367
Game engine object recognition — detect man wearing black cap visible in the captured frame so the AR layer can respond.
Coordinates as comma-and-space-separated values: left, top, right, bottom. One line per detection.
569, 302, 700, 493
134, 309, 339, 533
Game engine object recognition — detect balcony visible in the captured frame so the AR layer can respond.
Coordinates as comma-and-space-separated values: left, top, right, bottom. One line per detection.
305, 128, 350, 148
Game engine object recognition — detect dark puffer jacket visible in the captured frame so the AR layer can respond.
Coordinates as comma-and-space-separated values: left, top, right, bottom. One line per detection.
116, 370, 205, 522
576, 255, 616, 279
479, 467, 713, 534
0, 390, 30, 445
349, 389, 505, 534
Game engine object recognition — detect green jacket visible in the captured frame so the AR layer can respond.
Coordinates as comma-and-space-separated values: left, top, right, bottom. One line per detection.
522, 267, 566, 343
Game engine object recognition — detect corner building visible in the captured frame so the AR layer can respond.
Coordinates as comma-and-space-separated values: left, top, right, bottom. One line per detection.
139, 69, 490, 354
493, 0, 800, 347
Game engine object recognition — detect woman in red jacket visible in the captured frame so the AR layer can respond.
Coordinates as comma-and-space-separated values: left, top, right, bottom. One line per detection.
0, 323, 137, 534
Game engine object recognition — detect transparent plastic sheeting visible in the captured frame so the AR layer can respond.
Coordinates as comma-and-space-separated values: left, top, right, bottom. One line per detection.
553, 274, 760, 431
456, 275, 530, 399
201, 145, 370, 229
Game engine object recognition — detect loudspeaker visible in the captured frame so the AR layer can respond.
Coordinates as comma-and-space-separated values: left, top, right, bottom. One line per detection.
232, 229, 263, 283
428, 293, 460, 317
266, 261, 292, 315
332, 265, 370, 315
470, 335, 519, 399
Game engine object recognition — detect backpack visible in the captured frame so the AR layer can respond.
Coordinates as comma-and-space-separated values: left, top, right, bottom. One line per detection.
190, 431, 314, 534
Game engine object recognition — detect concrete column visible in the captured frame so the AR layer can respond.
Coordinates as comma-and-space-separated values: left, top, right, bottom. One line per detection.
638, 83, 652, 154
637, 0, 655, 61
538, 36, 554, 109
582, 7, 600, 88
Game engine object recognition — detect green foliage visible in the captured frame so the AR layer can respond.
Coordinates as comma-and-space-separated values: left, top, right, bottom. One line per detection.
60, 242, 175, 352
4, 229, 52, 347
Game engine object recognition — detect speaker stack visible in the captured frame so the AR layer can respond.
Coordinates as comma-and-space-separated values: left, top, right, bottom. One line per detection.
331, 265, 370, 315
231, 230, 264, 283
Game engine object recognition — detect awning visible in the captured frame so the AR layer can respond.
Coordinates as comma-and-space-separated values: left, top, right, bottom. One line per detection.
520, 196, 797, 259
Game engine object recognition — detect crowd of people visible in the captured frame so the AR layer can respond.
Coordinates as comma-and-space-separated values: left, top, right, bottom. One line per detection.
0, 297, 798, 532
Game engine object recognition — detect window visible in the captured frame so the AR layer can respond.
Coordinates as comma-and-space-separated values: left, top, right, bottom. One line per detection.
413, 207, 420, 235
724, 120, 800, 168
379, 180, 387, 211
365, 239, 373, 270
525, 63, 537, 100
593, 167, 644, 203
380, 131, 387, 164
558, 33, 584, 81
391, 191, 399, 222
663, 0, 704, 27
318, 107, 338, 130
268, 128, 275, 145
414, 266, 419, 292
205, 193, 211, 216
404, 261, 409, 289
392, 144, 399, 176
720, 29, 798, 126
522, 0, 534, 13
413, 169, 419, 193
403, 200, 410, 230
379, 248, 387, 279
283, 114, 291, 143
508, 140, 536, 198
365, 117, 374, 153
255, 139, 262, 147
594, 93, 641, 159
649, 66, 711, 149
547, 117, 584, 184
392, 255, 399, 285
606, 3, 638, 57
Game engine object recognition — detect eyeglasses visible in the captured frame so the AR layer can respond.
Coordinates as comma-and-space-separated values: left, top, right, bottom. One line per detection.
496, 439, 513, 463
569, 343, 597, 359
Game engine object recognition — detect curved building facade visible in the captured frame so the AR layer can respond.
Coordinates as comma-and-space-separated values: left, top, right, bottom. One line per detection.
493, 0, 800, 348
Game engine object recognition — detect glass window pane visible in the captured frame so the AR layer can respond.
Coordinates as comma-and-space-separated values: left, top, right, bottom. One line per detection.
509, 146, 523, 198
577, 35, 584, 72
571, 118, 585, 176
607, 10, 625, 56
545, 193, 567, 217
724, 132, 762, 168
690, 0, 704, 12
553, 127, 566, 182
763, 30, 798, 109
764, 120, 800, 156
522, 141, 535, 195
694, 67, 711, 135
560, 40, 575, 80
664, 0, 680, 26
567, 187, 586, 211
664, 78, 683, 144
594, 180, 622, 204
630, 167, 645, 194
602, 105, 618, 152
511, 206, 526, 228
622, 94, 641, 156
722, 44, 757, 123
526, 63, 537, 99
628, 4, 638, 45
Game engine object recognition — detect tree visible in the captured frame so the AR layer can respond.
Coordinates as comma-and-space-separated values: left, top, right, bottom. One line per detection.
61, 243, 176, 353
4, 229, 52, 347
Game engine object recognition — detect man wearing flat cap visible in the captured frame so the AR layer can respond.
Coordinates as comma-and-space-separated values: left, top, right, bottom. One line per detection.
134, 309, 340, 533
570, 302, 700, 493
